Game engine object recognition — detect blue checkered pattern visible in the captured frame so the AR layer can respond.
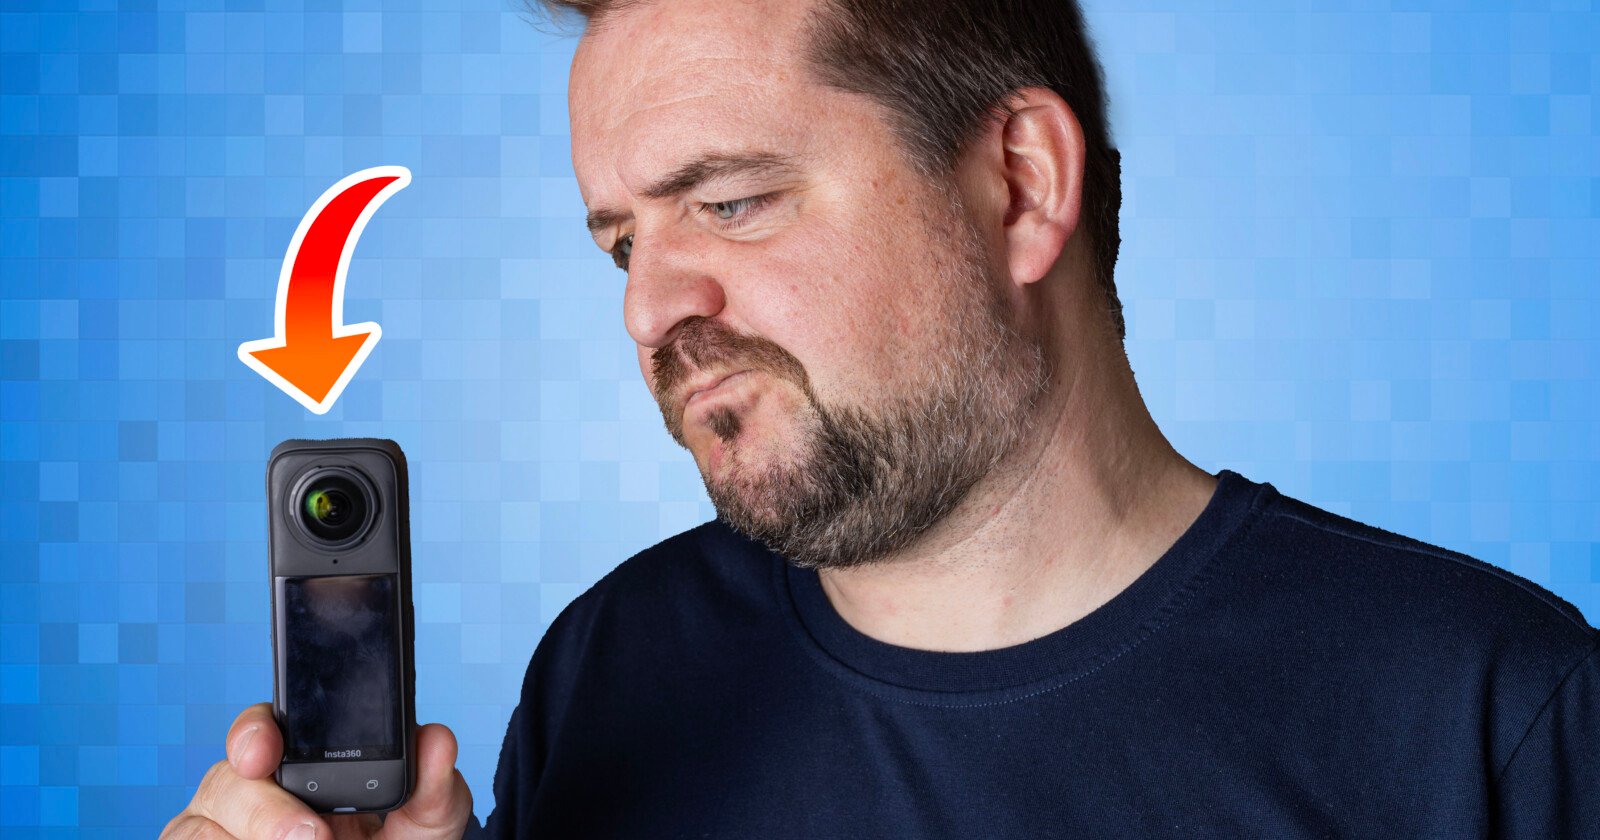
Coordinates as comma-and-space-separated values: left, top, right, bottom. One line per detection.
0, 0, 1597, 835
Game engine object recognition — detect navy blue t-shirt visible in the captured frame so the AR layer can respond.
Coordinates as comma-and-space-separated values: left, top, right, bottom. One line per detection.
463, 469, 1600, 838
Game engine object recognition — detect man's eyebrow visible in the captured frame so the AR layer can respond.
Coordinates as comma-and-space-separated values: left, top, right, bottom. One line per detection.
585, 150, 800, 235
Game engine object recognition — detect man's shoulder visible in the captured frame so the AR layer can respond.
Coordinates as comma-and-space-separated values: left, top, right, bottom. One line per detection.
1248, 487, 1597, 660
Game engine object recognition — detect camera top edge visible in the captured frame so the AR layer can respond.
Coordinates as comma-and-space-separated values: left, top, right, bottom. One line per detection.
269, 438, 408, 473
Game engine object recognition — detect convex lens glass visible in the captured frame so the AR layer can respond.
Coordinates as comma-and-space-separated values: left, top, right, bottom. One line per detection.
299, 474, 370, 543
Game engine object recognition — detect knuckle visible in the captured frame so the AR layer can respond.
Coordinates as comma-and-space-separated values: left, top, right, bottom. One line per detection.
158, 813, 185, 840
196, 759, 232, 801
240, 791, 287, 837
161, 813, 232, 840
194, 759, 309, 840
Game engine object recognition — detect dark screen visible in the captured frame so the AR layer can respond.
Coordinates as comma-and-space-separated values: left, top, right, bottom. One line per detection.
278, 574, 401, 762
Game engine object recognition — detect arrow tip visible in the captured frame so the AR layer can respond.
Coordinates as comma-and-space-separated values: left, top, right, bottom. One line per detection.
239, 327, 380, 413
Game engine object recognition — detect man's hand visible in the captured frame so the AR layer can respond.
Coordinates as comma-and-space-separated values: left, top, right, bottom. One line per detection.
161, 703, 474, 840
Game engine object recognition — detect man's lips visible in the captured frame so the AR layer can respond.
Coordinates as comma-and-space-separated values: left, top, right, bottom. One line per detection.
683, 369, 750, 414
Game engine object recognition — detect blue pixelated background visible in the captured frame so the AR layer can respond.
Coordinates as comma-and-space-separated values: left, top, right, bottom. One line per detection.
1, 0, 1597, 835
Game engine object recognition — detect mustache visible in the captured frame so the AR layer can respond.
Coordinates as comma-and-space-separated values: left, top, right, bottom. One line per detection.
651, 316, 807, 398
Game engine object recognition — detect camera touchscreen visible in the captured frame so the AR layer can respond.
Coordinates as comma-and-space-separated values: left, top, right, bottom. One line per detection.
278, 573, 402, 762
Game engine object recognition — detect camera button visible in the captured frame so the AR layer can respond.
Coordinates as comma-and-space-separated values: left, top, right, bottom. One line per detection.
366, 779, 379, 790
306, 780, 319, 792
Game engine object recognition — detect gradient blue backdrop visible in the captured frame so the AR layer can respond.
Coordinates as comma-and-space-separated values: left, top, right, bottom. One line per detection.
1, 0, 1597, 835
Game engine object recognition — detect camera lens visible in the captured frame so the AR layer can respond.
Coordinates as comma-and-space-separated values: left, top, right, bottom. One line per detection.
298, 473, 370, 544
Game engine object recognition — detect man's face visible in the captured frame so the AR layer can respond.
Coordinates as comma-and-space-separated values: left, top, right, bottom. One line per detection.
569, 0, 1050, 569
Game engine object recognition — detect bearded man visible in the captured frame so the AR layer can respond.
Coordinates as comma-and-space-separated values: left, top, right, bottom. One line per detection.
168, 1, 1599, 838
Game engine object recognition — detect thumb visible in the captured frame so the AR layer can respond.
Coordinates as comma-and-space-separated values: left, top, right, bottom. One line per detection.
376, 723, 474, 839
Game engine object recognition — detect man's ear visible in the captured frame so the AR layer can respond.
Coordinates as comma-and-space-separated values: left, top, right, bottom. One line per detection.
992, 86, 1085, 287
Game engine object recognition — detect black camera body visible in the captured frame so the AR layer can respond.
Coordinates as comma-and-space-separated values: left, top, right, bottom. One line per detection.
266, 438, 417, 814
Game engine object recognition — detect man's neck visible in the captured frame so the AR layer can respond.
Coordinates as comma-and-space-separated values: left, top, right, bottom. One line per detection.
815, 333, 1218, 653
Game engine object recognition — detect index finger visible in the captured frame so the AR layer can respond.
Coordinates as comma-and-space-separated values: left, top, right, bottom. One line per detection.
226, 702, 284, 781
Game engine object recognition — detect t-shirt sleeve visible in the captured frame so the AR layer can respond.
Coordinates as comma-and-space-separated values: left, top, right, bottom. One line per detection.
1490, 630, 1600, 838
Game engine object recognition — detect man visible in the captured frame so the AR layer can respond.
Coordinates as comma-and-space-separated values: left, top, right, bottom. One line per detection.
165, 0, 1599, 837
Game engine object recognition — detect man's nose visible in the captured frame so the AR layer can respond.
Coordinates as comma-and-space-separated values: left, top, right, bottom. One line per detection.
621, 224, 727, 350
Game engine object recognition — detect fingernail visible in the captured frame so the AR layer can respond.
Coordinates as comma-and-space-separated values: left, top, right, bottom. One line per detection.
285, 823, 316, 840
231, 726, 258, 763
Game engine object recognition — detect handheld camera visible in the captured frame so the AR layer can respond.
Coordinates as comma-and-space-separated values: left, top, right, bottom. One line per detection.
266, 438, 417, 813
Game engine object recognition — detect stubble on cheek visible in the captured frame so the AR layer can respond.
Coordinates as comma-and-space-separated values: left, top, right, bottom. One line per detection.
699, 380, 834, 517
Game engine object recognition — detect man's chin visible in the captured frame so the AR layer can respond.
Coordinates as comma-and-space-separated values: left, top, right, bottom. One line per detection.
703, 445, 817, 532
707, 483, 787, 538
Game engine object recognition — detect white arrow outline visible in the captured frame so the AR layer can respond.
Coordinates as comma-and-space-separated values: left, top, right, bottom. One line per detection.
237, 165, 412, 415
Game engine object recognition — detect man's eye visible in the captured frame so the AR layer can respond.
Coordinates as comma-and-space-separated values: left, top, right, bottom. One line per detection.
608, 194, 775, 272
699, 193, 774, 228
611, 233, 633, 271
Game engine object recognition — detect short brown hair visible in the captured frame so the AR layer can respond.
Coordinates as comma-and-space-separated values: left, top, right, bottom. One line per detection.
532, 0, 1126, 341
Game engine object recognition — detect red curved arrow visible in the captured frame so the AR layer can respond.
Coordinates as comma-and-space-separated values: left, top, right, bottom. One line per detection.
238, 166, 411, 414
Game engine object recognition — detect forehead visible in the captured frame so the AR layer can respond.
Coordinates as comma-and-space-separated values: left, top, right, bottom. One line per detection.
568, 0, 838, 198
